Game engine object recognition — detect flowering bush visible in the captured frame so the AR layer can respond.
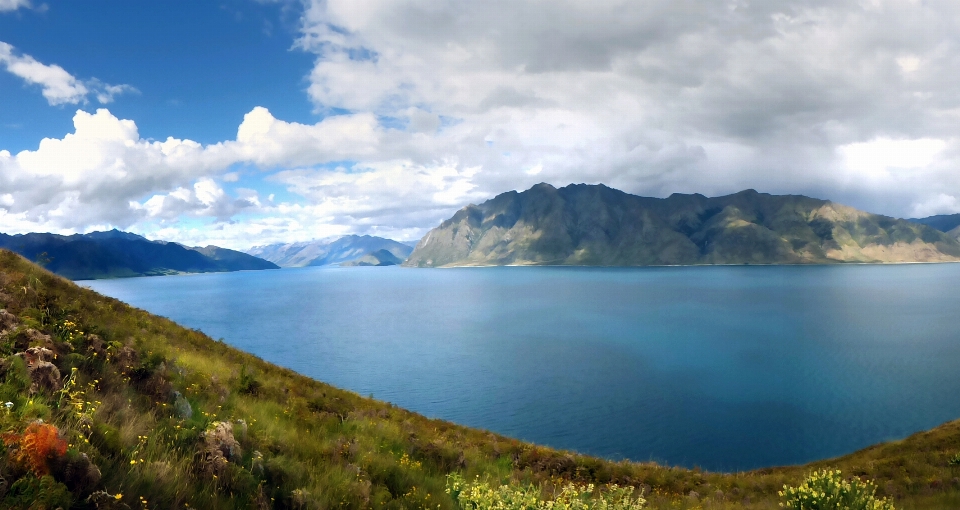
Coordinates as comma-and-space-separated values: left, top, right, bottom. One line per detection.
779, 469, 895, 510
446, 473, 646, 510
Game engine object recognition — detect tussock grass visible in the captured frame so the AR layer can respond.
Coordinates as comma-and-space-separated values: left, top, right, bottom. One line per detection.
0, 248, 959, 508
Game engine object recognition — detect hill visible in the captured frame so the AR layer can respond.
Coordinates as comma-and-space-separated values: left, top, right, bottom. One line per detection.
0, 230, 278, 280
3, 250, 960, 508
909, 214, 960, 241
248, 235, 413, 267
340, 249, 406, 267
405, 184, 960, 267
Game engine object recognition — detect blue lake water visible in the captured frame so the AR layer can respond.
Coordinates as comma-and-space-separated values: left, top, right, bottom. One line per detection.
85, 264, 960, 472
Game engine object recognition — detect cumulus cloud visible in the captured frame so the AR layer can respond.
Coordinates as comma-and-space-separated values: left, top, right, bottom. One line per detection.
0, 106, 458, 247
0, 41, 137, 105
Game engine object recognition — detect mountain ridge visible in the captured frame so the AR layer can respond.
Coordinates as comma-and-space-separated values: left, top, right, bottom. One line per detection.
405, 183, 960, 267
0, 229, 278, 280
248, 235, 413, 267
908, 213, 960, 241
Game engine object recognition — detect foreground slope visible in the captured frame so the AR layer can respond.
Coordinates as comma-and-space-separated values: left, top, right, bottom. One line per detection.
405, 184, 960, 267
248, 235, 413, 267
2, 250, 960, 508
0, 229, 278, 279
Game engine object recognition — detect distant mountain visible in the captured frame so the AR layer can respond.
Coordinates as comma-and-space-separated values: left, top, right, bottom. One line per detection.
0, 229, 278, 280
248, 235, 413, 267
188, 245, 280, 271
405, 183, 960, 267
949, 225, 960, 240
340, 249, 405, 267
908, 214, 960, 239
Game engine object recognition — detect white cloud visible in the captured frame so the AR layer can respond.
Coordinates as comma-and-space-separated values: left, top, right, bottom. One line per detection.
0, 41, 137, 105
0, 106, 462, 247
910, 193, 960, 218
270, 159, 485, 230
838, 137, 947, 184
0, 0, 30, 12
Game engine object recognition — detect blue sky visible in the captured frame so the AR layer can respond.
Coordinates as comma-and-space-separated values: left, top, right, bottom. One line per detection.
3, 0, 960, 249
0, 1, 315, 150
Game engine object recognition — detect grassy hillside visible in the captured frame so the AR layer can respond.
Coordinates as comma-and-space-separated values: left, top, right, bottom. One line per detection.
1, 249, 960, 509
405, 184, 960, 267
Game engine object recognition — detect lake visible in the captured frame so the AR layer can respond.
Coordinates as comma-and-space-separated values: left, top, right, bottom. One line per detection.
85, 264, 960, 472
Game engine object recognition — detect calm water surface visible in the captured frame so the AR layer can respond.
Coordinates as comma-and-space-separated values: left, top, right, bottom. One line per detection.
85, 264, 960, 471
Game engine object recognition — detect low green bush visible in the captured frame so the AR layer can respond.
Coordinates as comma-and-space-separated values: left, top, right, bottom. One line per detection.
779, 469, 895, 510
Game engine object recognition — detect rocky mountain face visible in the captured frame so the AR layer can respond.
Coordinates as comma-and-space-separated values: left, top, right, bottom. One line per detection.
0, 229, 278, 279
248, 235, 413, 267
404, 183, 960, 267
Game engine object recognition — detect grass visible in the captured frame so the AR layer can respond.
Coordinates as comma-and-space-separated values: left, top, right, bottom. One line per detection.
1, 248, 960, 508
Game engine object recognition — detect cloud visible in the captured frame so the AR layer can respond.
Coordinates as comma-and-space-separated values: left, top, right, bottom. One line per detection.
290, 0, 960, 219
0, 0, 30, 12
0, 106, 458, 247
270, 159, 485, 229
11, 1, 960, 249
0, 41, 137, 105
133, 179, 259, 222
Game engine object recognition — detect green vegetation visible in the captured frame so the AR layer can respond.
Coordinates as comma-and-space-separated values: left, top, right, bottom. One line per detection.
779, 470, 894, 510
1, 248, 960, 508
446, 473, 647, 509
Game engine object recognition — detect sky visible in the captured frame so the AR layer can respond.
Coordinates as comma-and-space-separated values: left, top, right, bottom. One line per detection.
3, 0, 960, 249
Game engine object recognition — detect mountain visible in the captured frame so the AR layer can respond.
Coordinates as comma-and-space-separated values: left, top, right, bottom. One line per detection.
949, 225, 960, 240
188, 245, 279, 271
0, 229, 278, 280
909, 213, 960, 240
248, 234, 413, 267
3, 245, 960, 508
339, 248, 405, 266
405, 183, 960, 267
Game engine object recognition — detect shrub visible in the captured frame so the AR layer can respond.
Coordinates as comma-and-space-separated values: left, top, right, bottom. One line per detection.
237, 364, 262, 395
779, 469, 896, 510
3, 421, 68, 476
446, 473, 646, 510
1, 474, 72, 509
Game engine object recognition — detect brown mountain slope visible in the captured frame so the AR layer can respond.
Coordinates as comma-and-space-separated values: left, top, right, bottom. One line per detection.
404, 184, 960, 267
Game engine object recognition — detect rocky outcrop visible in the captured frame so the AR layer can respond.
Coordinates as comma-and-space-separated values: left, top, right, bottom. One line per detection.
15, 346, 62, 393
0, 309, 17, 332
201, 421, 242, 476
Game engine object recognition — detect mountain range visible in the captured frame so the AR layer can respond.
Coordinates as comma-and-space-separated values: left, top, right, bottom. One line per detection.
405, 183, 960, 267
0, 229, 278, 280
247, 235, 413, 267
